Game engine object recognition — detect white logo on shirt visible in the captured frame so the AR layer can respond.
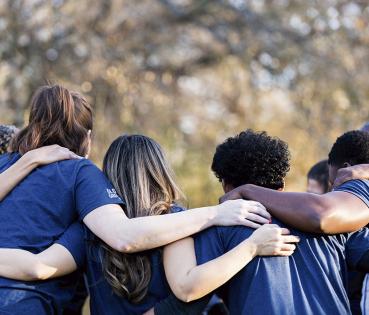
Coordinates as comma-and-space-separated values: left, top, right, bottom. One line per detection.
107, 188, 119, 199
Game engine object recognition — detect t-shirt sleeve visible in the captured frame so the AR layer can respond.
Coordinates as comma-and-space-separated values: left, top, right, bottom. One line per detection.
55, 222, 86, 268
346, 228, 369, 271
335, 179, 369, 208
194, 227, 225, 265
170, 204, 186, 213
74, 160, 124, 219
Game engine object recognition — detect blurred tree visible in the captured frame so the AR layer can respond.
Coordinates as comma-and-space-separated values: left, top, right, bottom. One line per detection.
1, 0, 369, 206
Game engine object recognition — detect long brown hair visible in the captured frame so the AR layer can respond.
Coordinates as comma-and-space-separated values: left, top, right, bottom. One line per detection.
10, 85, 93, 156
101, 135, 184, 303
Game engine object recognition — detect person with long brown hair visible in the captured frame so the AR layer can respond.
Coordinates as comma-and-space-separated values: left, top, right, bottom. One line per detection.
0, 134, 297, 315
0, 84, 285, 314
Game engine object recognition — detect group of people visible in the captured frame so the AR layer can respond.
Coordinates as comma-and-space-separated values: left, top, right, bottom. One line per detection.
0, 84, 369, 315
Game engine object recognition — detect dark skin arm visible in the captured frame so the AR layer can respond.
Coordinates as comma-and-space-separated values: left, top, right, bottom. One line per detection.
220, 184, 369, 234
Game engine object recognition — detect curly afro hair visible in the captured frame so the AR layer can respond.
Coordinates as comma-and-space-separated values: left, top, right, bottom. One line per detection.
211, 129, 291, 190
328, 130, 369, 167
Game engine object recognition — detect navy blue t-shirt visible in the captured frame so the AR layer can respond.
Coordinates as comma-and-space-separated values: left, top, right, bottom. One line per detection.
85, 205, 185, 315
0, 153, 123, 315
195, 180, 369, 315
336, 179, 369, 315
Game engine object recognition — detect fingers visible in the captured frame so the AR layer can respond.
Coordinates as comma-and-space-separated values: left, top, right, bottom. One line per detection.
278, 250, 295, 256
280, 228, 290, 235
68, 151, 83, 159
281, 235, 300, 243
248, 205, 271, 220
246, 213, 270, 224
280, 243, 296, 251
333, 176, 346, 188
240, 219, 262, 229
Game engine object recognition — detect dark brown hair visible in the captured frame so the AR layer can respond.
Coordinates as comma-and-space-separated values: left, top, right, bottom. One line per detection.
10, 85, 93, 156
101, 135, 184, 303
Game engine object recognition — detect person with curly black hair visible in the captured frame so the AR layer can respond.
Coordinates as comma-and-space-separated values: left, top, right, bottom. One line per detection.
211, 130, 290, 191
307, 160, 330, 194
164, 129, 369, 315
0, 125, 19, 155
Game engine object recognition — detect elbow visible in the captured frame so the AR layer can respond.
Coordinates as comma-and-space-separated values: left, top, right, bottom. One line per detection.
306, 205, 336, 234
172, 284, 199, 303
112, 238, 137, 253
174, 291, 197, 303
26, 263, 52, 281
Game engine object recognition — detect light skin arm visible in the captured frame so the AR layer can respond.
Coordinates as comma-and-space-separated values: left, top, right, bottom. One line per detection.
163, 224, 299, 302
0, 145, 81, 200
0, 244, 77, 281
220, 184, 369, 234
83, 199, 271, 253
1, 147, 274, 254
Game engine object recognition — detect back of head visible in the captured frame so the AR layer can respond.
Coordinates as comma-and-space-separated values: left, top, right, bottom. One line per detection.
328, 130, 369, 168
101, 134, 183, 303
0, 125, 19, 154
307, 160, 330, 194
212, 129, 290, 190
10, 85, 93, 156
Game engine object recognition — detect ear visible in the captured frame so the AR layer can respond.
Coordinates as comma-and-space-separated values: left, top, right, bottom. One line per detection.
278, 180, 285, 191
343, 162, 351, 168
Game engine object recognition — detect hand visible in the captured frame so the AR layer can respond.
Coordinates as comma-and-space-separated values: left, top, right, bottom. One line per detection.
214, 199, 271, 229
333, 164, 369, 188
248, 224, 300, 256
219, 187, 243, 203
142, 308, 154, 315
23, 145, 83, 166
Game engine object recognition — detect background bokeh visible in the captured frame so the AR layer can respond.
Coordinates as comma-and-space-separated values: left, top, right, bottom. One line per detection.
1, 0, 369, 208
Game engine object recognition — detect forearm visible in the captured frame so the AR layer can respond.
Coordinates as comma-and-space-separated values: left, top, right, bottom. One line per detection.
85, 205, 219, 253
0, 154, 38, 200
0, 245, 77, 281
237, 185, 369, 234
237, 185, 326, 233
173, 239, 257, 302
0, 249, 55, 281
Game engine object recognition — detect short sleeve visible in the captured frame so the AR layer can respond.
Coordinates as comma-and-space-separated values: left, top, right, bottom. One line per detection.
170, 204, 186, 213
55, 222, 86, 268
194, 227, 225, 265
75, 160, 124, 219
335, 180, 369, 208
346, 229, 369, 270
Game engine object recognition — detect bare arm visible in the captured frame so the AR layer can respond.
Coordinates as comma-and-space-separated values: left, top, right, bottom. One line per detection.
221, 184, 369, 234
83, 200, 271, 253
163, 224, 299, 302
0, 244, 77, 281
0, 145, 81, 200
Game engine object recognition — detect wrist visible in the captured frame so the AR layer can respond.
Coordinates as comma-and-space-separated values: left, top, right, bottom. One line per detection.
207, 205, 220, 227
20, 152, 39, 170
239, 184, 253, 199
243, 238, 259, 257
